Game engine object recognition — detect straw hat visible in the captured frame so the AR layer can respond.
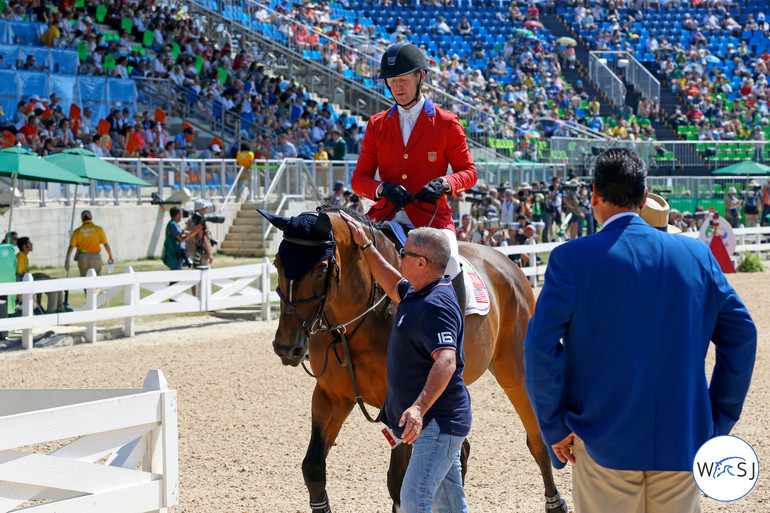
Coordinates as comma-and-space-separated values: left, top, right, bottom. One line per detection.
640, 193, 681, 234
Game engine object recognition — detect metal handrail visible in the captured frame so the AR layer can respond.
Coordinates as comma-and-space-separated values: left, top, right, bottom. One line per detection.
588, 53, 627, 109
590, 50, 661, 106
220, 165, 246, 213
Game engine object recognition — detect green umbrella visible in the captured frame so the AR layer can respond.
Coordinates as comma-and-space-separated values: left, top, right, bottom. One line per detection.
0, 146, 90, 238
43, 148, 151, 186
712, 160, 770, 175
0, 146, 91, 184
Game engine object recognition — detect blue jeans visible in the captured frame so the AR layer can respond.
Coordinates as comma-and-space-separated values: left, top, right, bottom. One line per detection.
400, 419, 469, 513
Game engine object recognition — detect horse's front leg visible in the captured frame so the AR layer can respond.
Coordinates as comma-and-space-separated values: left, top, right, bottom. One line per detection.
303, 384, 354, 513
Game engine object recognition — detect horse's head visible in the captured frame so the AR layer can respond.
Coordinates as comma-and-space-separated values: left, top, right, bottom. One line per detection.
259, 208, 341, 366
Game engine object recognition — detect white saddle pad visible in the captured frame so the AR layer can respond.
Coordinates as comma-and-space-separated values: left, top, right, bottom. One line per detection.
459, 256, 490, 316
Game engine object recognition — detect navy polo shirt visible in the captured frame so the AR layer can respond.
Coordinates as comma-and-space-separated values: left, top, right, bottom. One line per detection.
381, 278, 471, 439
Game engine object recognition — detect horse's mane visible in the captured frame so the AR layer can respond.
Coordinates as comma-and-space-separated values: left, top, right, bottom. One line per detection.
316, 205, 386, 233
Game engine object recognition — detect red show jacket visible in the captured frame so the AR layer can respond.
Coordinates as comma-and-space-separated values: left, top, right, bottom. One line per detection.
351, 98, 477, 232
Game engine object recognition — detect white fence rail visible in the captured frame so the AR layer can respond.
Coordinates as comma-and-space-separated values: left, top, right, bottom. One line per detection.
496, 227, 770, 286
1, 227, 766, 349
0, 260, 279, 350
0, 370, 177, 513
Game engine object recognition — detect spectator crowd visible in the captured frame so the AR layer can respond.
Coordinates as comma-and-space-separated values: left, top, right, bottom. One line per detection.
2, 0, 770, 162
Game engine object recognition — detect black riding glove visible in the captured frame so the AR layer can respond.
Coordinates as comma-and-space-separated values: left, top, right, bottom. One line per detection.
415, 178, 449, 205
381, 182, 413, 209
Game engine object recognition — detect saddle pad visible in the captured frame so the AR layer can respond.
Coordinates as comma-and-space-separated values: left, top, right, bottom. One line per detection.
459, 256, 490, 316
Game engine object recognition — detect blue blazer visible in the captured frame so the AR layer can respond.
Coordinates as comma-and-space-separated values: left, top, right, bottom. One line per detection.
524, 215, 756, 471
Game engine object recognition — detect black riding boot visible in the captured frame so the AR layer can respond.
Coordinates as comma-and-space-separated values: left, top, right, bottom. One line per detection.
451, 269, 466, 314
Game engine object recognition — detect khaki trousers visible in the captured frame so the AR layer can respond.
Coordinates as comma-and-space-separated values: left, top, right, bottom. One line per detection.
572, 437, 701, 513
77, 253, 102, 276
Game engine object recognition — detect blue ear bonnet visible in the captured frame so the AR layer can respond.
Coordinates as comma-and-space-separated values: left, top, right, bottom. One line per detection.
278, 213, 335, 280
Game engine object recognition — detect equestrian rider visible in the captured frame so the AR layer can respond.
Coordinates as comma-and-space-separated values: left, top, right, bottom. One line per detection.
351, 42, 477, 307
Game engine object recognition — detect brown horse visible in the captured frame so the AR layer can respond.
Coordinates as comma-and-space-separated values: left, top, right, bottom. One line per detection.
259, 206, 566, 513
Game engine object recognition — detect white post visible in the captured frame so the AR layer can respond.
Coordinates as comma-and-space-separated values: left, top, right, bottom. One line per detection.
124, 266, 137, 337
143, 370, 179, 513
528, 250, 537, 289
21, 273, 33, 350
261, 257, 271, 321
198, 268, 209, 312
85, 268, 98, 342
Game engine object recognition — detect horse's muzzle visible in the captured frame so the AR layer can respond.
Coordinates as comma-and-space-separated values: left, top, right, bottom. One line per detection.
273, 339, 306, 367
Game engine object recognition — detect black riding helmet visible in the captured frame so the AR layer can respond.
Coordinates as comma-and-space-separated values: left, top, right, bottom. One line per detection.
380, 43, 428, 108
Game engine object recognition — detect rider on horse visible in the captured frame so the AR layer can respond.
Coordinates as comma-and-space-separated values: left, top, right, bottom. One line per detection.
351, 42, 477, 308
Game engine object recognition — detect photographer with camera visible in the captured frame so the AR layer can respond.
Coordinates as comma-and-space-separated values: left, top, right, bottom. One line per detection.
562, 178, 585, 240
546, 177, 563, 242
185, 199, 225, 269
161, 207, 193, 270
744, 180, 761, 227
724, 186, 742, 228
579, 182, 595, 235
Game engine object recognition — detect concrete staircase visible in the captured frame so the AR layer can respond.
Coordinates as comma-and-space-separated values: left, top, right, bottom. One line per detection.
219, 202, 277, 257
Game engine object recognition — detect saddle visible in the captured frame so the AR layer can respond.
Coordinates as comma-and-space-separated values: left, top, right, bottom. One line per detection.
380, 221, 407, 252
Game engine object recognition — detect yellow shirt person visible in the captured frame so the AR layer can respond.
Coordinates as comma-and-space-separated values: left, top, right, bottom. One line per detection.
16, 250, 28, 280
64, 210, 114, 276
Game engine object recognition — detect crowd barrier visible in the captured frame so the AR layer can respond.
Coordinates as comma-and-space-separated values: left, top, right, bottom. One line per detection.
0, 260, 278, 350
0, 43, 79, 74
0, 71, 136, 125
0, 369, 178, 513
0, 19, 44, 46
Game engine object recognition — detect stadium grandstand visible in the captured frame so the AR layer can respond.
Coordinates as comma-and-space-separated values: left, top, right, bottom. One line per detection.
0, 0, 769, 253
1, 0, 768, 172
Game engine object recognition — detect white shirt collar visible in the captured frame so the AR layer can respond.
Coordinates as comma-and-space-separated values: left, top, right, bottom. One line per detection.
397, 95, 425, 120
600, 211, 637, 229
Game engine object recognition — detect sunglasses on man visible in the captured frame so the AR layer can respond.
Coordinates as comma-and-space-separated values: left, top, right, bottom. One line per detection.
399, 248, 432, 263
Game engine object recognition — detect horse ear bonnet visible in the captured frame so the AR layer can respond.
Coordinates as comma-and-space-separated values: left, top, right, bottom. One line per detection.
277, 212, 335, 280
257, 209, 290, 231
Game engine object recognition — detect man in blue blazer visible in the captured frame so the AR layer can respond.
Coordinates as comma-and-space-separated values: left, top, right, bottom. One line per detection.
524, 148, 757, 512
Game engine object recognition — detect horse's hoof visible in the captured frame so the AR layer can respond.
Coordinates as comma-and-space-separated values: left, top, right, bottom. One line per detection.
545, 492, 568, 513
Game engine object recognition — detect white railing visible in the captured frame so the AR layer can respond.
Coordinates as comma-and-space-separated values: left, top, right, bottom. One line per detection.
591, 50, 661, 106
0, 261, 279, 350
495, 226, 770, 286
589, 52, 627, 109
0, 370, 177, 513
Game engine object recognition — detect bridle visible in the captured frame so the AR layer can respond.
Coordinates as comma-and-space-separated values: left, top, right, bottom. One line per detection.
275, 222, 389, 423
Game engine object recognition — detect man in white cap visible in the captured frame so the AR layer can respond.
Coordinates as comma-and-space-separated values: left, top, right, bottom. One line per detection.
198, 142, 224, 159
499, 188, 517, 224
65, 210, 114, 276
